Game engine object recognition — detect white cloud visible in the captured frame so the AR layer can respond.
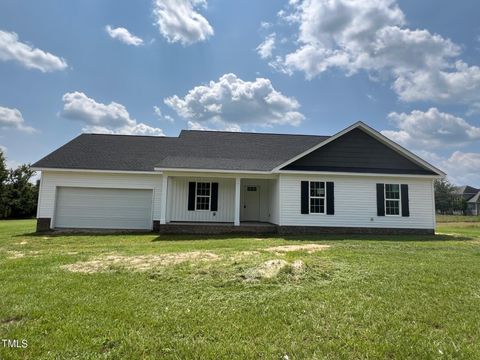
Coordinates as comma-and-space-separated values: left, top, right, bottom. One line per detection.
275, 0, 458, 77
0, 106, 36, 133
435, 151, 480, 186
153, 106, 174, 122
393, 61, 480, 111
382, 108, 480, 150
0, 30, 67, 72
443, 152, 480, 186
153, 0, 214, 45
61, 92, 164, 136
260, 21, 273, 30
267, 0, 480, 109
164, 73, 305, 130
105, 25, 144, 46
187, 120, 241, 132
256, 33, 276, 59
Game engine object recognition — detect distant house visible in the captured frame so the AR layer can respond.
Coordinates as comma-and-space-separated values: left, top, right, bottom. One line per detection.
455, 185, 480, 216
32, 122, 445, 234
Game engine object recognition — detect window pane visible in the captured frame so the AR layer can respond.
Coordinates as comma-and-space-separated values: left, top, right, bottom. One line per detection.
385, 200, 400, 215
310, 182, 325, 197
196, 196, 210, 210
310, 197, 320, 213
196, 182, 211, 196
320, 198, 325, 213
385, 184, 400, 199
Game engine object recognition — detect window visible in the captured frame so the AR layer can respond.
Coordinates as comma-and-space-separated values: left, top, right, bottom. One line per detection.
196, 182, 211, 210
247, 186, 257, 192
309, 181, 325, 214
385, 184, 400, 216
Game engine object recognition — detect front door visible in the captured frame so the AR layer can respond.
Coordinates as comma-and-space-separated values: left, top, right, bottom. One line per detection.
242, 185, 260, 221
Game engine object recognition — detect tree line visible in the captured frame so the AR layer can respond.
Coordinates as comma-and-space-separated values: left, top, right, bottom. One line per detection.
434, 178, 467, 215
0, 150, 38, 219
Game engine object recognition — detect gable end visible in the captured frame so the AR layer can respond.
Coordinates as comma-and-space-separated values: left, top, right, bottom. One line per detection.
282, 128, 437, 175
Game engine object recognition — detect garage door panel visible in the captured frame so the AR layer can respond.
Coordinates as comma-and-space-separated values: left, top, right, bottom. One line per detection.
55, 187, 153, 230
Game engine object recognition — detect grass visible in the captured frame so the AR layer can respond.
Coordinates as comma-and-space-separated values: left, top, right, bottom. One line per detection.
437, 214, 480, 223
0, 218, 479, 359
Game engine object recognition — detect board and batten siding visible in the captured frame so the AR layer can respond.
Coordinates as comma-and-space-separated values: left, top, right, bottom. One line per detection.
278, 174, 435, 229
38, 171, 163, 227
167, 177, 235, 222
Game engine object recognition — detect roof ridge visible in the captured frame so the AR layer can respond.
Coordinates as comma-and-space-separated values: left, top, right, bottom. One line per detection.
180, 129, 329, 137
82, 133, 172, 139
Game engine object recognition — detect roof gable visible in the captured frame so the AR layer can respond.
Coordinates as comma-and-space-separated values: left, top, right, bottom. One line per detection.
281, 125, 442, 175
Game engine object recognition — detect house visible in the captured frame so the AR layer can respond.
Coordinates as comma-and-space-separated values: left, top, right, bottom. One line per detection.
455, 185, 480, 216
32, 122, 445, 235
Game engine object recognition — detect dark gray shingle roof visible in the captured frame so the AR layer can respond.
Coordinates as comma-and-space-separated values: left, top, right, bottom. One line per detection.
455, 185, 480, 201
32, 130, 329, 172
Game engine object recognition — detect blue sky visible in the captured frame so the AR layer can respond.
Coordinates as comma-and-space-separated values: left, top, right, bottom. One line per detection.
0, 0, 479, 186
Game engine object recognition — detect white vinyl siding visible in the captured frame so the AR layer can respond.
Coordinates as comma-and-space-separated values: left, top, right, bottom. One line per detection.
37, 171, 162, 228
55, 187, 153, 230
167, 177, 235, 222
279, 174, 435, 229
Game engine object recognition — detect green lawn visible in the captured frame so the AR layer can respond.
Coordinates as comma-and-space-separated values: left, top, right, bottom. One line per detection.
437, 214, 480, 223
1, 219, 480, 359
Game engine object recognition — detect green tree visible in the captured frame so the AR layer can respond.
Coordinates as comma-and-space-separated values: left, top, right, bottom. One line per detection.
0, 150, 9, 218
5, 164, 38, 219
434, 178, 458, 214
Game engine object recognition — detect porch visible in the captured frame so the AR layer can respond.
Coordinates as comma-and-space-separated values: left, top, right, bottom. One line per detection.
159, 172, 279, 228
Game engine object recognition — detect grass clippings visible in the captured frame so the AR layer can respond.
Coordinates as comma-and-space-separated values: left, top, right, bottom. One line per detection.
265, 244, 330, 253
62, 251, 220, 273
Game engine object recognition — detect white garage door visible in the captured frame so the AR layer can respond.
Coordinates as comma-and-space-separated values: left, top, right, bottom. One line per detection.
55, 187, 153, 230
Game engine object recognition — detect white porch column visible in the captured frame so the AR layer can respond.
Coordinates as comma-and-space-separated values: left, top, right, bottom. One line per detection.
160, 175, 168, 224
234, 177, 241, 226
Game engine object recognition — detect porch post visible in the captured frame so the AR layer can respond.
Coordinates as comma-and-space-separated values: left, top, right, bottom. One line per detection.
234, 177, 241, 226
160, 175, 168, 224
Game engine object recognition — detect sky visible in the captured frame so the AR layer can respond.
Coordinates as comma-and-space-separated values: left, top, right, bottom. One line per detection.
0, 0, 479, 186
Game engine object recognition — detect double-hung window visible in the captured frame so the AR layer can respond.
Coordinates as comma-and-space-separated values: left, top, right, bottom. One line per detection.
309, 181, 326, 214
385, 184, 400, 216
196, 182, 211, 210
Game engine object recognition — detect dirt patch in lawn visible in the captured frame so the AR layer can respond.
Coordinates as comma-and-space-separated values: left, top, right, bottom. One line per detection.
62, 251, 220, 273
243, 259, 305, 281
265, 244, 330, 253
1, 315, 24, 326
7, 251, 25, 259
6, 250, 41, 259
229, 251, 261, 261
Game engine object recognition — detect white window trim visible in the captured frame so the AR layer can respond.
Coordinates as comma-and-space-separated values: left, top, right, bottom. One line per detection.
309, 181, 326, 215
195, 181, 212, 211
385, 183, 401, 217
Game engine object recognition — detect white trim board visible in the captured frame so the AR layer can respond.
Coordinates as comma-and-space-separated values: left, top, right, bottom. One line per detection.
276, 170, 441, 179
32, 167, 161, 175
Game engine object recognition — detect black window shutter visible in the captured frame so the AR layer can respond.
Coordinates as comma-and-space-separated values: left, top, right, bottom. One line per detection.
326, 182, 334, 215
376, 183, 385, 216
211, 183, 219, 211
301, 181, 309, 214
401, 184, 410, 217
188, 182, 196, 211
